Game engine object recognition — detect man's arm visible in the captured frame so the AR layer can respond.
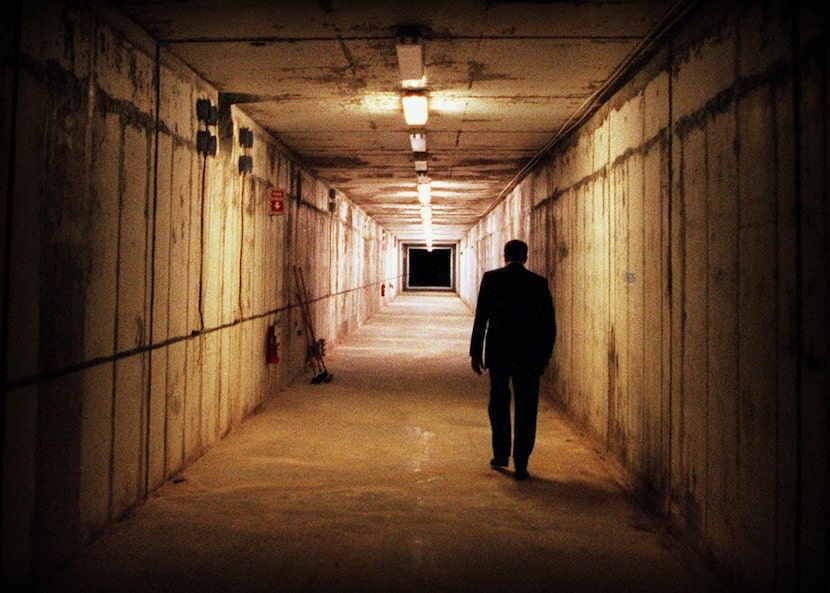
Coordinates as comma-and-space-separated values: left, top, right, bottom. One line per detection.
469, 273, 492, 374
539, 279, 556, 360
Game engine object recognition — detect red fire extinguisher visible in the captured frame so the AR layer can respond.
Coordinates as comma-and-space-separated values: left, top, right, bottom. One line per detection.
381, 283, 386, 297
267, 323, 280, 364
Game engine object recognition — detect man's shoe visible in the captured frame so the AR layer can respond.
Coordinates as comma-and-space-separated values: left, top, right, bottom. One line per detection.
514, 469, 530, 481
490, 457, 509, 468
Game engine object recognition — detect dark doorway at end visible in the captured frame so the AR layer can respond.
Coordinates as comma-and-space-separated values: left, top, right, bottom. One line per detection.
405, 245, 454, 291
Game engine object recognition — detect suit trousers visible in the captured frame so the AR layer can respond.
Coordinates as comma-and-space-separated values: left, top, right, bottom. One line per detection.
487, 368, 540, 471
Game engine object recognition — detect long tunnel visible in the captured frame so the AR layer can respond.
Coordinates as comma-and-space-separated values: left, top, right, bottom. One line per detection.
1, 1, 827, 592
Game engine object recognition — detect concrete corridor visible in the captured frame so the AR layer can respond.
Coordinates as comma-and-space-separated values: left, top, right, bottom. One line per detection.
38, 293, 729, 593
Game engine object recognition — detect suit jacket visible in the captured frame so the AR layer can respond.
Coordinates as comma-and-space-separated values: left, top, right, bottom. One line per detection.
469, 262, 556, 376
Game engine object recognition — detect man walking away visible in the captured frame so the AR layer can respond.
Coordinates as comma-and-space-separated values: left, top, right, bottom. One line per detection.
469, 240, 556, 480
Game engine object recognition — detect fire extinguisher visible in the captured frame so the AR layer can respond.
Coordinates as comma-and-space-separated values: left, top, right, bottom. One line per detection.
381, 283, 386, 297
266, 323, 280, 364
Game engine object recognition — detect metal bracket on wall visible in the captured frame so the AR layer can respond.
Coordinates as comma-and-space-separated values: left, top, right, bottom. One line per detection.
196, 98, 218, 156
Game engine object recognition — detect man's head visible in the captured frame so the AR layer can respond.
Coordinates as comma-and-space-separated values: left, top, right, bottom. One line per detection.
504, 239, 528, 263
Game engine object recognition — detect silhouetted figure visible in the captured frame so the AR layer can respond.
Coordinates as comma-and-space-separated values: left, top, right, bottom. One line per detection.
470, 240, 556, 480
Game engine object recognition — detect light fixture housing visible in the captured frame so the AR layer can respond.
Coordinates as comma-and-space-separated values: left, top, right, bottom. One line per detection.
413, 151, 429, 172
417, 180, 431, 204
409, 131, 427, 152
396, 41, 424, 84
422, 223, 433, 242
402, 92, 428, 126
396, 26, 425, 86
423, 219, 433, 251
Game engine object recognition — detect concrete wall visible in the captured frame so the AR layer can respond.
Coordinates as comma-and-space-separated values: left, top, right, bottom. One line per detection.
0, 2, 388, 587
461, 1, 828, 592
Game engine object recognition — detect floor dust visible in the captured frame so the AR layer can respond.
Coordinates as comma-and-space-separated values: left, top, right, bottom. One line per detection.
38, 293, 730, 593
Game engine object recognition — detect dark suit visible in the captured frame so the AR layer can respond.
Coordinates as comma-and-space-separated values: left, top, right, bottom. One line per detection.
470, 261, 556, 472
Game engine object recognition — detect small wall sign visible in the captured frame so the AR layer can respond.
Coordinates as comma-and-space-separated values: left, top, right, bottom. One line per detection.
269, 188, 286, 215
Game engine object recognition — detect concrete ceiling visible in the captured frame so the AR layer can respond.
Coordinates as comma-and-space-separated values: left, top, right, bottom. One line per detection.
111, 0, 690, 244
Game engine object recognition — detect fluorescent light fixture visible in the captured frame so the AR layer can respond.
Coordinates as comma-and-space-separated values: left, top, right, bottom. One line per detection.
402, 93, 428, 126
409, 132, 427, 152
423, 220, 433, 251
396, 41, 424, 84
417, 181, 431, 204
413, 151, 429, 172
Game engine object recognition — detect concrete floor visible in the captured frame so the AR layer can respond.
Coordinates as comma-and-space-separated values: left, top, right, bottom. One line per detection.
38, 293, 730, 593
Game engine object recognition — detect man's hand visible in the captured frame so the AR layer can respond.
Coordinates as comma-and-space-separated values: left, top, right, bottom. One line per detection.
471, 356, 484, 376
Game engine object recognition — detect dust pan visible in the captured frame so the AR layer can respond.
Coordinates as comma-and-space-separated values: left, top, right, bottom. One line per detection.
311, 370, 333, 384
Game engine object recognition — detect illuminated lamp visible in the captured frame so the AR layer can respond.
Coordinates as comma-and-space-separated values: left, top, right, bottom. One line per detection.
417, 181, 431, 205
409, 132, 427, 152
402, 92, 428, 126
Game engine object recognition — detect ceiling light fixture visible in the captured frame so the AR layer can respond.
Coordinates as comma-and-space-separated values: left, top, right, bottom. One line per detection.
396, 44, 424, 86
402, 92, 428, 126
413, 150, 429, 172
396, 26, 424, 86
423, 220, 434, 251
409, 131, 427, 153
416, 180, 431, 205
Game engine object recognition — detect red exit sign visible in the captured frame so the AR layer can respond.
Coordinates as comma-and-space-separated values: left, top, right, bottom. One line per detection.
269, 188, 285, 215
